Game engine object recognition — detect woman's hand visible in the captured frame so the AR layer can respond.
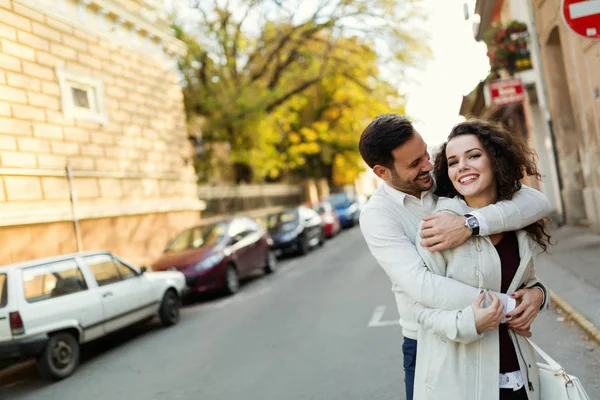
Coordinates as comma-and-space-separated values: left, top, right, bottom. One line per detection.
472, 292, 504, 334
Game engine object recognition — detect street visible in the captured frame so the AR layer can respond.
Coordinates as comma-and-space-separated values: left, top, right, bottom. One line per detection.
1, 227, 599, 400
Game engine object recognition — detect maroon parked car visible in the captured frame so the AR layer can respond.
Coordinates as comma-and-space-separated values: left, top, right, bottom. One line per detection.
150, 217, 276, 295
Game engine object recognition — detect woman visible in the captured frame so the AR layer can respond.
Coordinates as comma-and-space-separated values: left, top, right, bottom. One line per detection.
411, 119, 552, 400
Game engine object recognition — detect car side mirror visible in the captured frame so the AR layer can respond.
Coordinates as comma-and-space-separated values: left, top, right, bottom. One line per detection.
140, 266, 148, 275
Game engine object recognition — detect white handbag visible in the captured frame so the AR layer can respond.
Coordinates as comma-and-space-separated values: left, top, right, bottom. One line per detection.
527, 339, 590, 400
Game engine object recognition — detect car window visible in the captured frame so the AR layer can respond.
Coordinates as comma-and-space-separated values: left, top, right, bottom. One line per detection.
85, 255, 122, 287
114, 260, 137, 281
0, 274, 7, 308
200, 223, 228, 246
316, 203, 330, 214
266, 210, 298, 230
165, 229, 193, 252
22, 260, 88, 303
191, 227, 204, 248
327, 193, 352, 207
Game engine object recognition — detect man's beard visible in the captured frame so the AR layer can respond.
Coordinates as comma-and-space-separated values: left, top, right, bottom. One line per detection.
390, 170, 430, 196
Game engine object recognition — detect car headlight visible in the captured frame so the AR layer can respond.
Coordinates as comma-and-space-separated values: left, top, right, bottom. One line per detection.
195, 252, 225, 271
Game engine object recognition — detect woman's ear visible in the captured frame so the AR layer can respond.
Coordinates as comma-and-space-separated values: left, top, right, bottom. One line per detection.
372, 165, 389, 180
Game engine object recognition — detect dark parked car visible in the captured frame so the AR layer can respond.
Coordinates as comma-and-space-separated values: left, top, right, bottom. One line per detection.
267, 206, 325, 255
326, 193, 361, 228
150, 217, 277, 296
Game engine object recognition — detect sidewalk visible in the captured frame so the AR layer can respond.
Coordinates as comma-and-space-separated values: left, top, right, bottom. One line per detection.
537, 226, 600, 342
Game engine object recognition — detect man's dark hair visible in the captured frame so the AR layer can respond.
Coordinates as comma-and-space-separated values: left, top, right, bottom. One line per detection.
358, 114, 414, 169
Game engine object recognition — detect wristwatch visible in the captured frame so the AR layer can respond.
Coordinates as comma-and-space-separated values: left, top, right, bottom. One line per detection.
464, 214, 480, 236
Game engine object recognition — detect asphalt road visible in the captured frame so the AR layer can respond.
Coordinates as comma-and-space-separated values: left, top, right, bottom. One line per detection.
1, 227, 599, 399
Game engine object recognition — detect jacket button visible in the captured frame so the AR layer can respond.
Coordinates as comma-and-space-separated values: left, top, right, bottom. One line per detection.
528, 364, 531, 368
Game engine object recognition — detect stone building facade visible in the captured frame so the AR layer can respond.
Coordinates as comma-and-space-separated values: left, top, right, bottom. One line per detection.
0, 0, 203, 266
464, 0, 564, 223
531, 0, 600, 231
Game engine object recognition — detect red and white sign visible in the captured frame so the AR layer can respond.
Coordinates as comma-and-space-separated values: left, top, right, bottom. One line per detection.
562, 0, 600, 39
488, 78, 525, 107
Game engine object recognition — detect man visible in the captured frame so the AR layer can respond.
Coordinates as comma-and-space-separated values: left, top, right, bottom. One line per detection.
358, 115, 550, 400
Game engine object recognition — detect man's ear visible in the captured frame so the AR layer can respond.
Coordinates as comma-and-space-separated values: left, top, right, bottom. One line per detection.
372, 165, 389, 180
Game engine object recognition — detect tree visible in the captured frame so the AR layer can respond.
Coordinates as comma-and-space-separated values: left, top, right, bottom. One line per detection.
251, 35, 405, 185
176, 0, 428, 183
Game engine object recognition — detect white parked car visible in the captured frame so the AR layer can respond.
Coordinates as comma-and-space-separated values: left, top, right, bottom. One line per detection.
0, 251, 186, 381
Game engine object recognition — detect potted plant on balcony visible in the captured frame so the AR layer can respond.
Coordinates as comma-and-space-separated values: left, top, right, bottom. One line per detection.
484, 20, 532, 77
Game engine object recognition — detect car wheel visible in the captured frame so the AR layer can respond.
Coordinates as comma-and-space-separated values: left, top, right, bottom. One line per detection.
298, 236, 309, 255
318, 231, 326, 247
264, 249, 277, 274
159, 290, 180, 327
37, 332, 80, 381
224, 265, 240, 295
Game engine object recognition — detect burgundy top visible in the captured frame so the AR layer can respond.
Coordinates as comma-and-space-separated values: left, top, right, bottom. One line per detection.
494, 231, 521, 373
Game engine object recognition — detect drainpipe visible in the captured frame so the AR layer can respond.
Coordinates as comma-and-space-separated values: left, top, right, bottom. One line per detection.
66, 165, 84, 252
524, 0, 566, 225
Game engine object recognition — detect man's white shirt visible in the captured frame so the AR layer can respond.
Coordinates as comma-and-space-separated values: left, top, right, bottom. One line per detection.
359, 183, 550, 339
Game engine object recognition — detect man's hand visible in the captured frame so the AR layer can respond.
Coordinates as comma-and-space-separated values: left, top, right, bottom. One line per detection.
473, 292, 504, 334
420, 213, 471, 252
505, 287, 544, 331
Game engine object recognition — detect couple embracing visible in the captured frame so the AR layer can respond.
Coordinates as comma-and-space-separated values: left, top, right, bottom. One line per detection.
359, 115, 552, 400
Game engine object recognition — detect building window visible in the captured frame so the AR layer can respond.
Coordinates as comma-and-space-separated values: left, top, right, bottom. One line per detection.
56, 67, 108, 124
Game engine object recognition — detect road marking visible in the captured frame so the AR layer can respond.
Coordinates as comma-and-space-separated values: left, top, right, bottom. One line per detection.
367, 305, 399, 328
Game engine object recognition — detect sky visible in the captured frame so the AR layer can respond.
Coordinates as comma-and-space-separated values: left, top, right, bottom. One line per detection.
405, 0, 491, 148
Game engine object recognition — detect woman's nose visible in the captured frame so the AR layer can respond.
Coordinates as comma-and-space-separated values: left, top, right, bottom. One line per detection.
458, 158, 469, 171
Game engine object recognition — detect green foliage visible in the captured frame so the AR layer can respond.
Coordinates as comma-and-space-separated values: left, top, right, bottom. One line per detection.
176, 0, 428, 183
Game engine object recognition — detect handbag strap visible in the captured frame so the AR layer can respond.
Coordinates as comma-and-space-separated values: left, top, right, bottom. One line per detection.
526, 338, 563, 372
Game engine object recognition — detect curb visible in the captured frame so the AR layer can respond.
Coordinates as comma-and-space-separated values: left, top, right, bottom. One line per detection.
0, 360, 34, 381
550, 290, 600, 345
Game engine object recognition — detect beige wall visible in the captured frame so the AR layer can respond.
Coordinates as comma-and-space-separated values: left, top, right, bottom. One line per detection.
0, 210, 199, 267
0, 0, 202, 264
532, 0, 600, 230
0, 0, 196, 199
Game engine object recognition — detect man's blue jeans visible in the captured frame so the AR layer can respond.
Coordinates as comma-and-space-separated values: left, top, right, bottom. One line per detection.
402, 337, 417, 400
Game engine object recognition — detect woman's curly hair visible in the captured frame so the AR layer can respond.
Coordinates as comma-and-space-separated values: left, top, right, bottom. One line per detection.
434, 119, 552, 252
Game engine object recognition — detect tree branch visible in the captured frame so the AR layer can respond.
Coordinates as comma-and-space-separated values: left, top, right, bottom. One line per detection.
265, 77, 322, 113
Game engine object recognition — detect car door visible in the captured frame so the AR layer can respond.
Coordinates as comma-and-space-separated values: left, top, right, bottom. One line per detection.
241, 217, 267, 269
83, 254, 148, 334
228, 218, 253, 275
300, 207, 322, 244
112, 256, 156, 311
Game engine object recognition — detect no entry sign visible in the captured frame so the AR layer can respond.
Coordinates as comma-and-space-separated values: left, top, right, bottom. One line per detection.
562, 0, 600, 39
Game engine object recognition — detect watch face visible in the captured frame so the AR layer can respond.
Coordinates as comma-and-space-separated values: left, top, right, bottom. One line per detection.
467, 217, 478, 229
